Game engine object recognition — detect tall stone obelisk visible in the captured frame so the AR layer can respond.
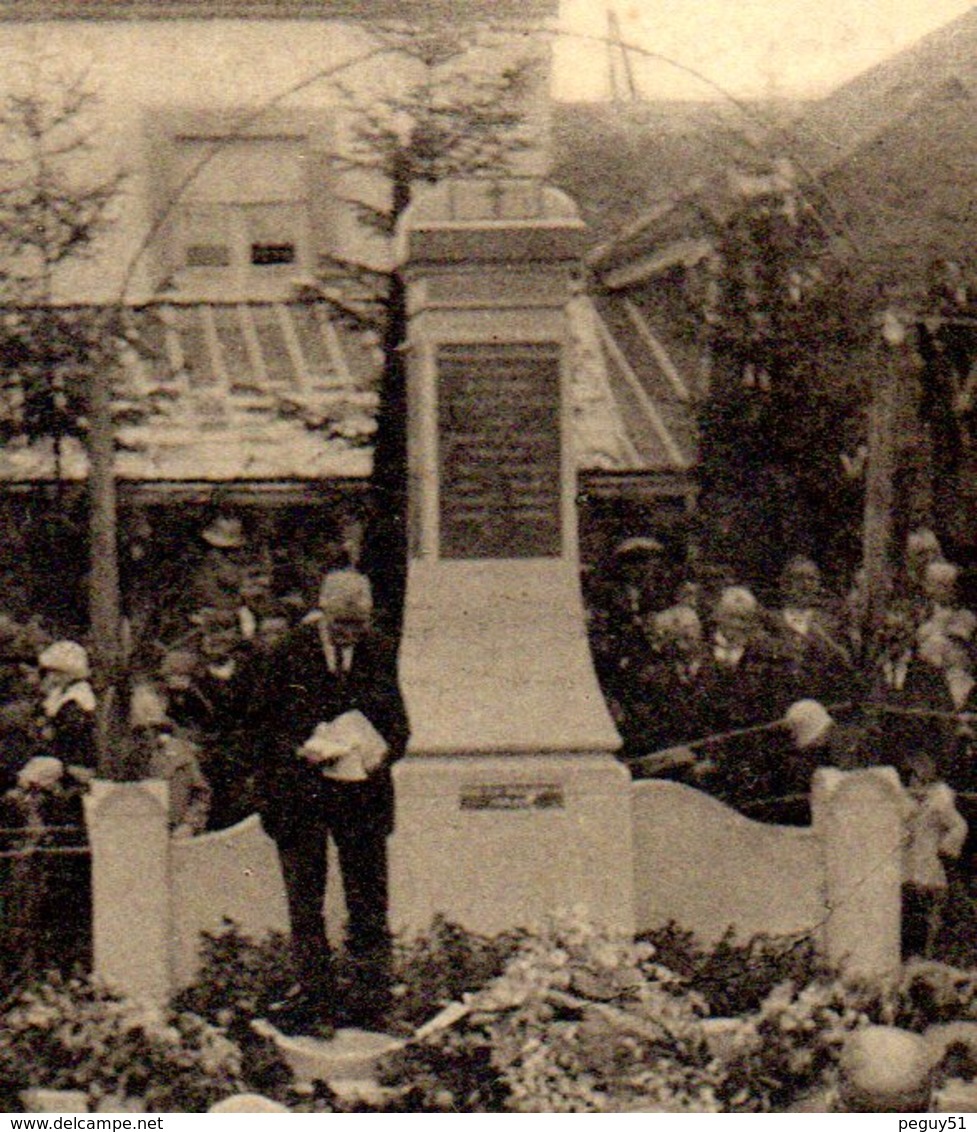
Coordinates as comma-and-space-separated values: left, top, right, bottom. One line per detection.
390, 180, 632, 937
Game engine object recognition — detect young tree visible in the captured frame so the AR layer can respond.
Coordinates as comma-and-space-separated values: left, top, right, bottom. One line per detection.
306, 23, 541, 636
0, 58, 128, 775
696, 161, 873, 588
0, 57, 124, 479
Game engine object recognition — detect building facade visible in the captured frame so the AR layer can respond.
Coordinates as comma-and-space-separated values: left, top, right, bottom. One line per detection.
0, 1, 693, 639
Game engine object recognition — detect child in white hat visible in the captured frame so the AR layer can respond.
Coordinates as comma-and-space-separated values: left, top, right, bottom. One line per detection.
36, 640, 96, 778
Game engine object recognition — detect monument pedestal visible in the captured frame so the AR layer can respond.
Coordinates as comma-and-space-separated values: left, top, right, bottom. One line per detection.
391, 753, 632, 938
391, 559, 630, 936
399, 559, 616, 755
390, 181, 630, 937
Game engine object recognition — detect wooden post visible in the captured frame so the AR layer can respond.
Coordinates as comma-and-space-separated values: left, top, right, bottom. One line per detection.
861, 310, 904, 640
87, 357, 129, 780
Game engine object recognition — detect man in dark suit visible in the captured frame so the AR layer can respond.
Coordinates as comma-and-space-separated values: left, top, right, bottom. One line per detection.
705, 586, 795, 807
773, 556, 855, 705
231, 567, 409, 1034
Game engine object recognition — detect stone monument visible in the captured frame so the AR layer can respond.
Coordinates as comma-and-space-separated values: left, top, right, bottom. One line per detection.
390, 179, 632, 937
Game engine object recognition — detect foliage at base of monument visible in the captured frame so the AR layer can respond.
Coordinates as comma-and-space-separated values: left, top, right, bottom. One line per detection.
637, 922, 826, 1017
897, 960, 977, 1028
380, 918, 726, 1112
172, 923, 297, 1031
390, 916, 526, 1031
715, 977, 883, 1111
379, 931, 977, 1113
175, 915, 525, 1036
167, 919, 977, 1112
0, 971, 242, 1112
716, 961, 977, 1112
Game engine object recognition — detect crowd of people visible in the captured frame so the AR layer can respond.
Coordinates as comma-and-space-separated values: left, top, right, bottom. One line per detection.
588, 527, 977, 818
0, 624, 219, 974
5, 516, 977, 835
4, 509, 977, 979
0, 512, 408, 1024
586, 526, 977, 957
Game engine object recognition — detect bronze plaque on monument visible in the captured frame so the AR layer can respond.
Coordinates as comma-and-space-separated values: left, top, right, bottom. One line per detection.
438, 342, 561, 559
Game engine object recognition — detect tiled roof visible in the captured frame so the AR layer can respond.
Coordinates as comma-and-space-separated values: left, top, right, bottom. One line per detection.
0, 298, 685, 482
125, 300, 380, 395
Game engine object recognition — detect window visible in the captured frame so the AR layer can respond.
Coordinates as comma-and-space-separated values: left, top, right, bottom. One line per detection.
251, 243, 295, 266
171, 136, 310, 298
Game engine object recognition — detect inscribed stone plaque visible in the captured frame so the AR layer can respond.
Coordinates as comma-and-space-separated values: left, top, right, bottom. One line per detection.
438, 342, 561, 558
460, 782, 565, 811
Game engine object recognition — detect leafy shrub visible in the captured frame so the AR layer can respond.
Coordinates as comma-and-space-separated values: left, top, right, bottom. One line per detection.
713, 961, 977, 1112
168, 918, 977, 1113
173, 916, 526, 1105
172, 920, 295, 1031
714, 977, 889, 1112
892, 960, 977, 1031
638, 923, 825, 1017
170, 922, 319, 1105
177, 915, 523, 1036
391, 916, 525, 1031
0, 971, 242, 1112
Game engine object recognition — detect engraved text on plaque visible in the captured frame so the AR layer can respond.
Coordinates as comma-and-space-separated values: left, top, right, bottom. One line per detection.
438, 342, 561, 559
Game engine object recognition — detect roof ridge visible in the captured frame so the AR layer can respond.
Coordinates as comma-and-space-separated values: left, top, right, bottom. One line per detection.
782, 4, 977, 174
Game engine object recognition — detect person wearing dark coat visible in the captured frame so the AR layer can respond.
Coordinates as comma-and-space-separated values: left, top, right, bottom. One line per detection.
705, 586, 795, 807
772, 557, 854, 705
6, 640, 98, 976
625, 604, 713, 764
783, 699, 877, 774
229, 567, 409, 1034
37, 640, 96, 774
769, 699, 878, 825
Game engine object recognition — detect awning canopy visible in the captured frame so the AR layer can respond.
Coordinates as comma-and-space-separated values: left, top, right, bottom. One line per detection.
0, 298, 692, 485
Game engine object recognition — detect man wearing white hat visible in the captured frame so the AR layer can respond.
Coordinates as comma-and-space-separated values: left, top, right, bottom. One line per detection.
230, 566, 409, 1036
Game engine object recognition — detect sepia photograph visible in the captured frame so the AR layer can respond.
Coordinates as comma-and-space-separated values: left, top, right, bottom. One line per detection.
0, 0, 977, 1115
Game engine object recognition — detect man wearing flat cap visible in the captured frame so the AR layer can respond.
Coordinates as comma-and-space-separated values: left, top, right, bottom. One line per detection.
229, 566, 409, 1035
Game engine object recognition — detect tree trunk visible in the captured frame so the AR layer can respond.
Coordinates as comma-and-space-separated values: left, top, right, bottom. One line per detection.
862, 325, 901, 649
361, 156, 412, 644
87, 359, 129, 779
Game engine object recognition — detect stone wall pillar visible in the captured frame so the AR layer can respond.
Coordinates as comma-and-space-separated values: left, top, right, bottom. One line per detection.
84, 779, 171, 1005
812, 767, 906, 979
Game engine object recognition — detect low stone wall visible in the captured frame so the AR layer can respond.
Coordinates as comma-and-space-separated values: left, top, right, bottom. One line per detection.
169, 816, 287, 988
632, 780, 825, 945
170, 815, 349, 988
87, 767, 906, 1003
